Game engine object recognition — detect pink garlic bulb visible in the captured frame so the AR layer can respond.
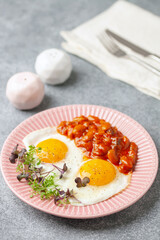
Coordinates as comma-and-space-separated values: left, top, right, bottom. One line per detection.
6, 72, 44, 110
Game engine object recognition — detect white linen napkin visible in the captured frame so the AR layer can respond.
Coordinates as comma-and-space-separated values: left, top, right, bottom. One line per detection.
61, 0, 160, 100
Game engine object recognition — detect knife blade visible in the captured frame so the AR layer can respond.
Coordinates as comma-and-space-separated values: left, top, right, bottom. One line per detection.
106, 29, 160, 62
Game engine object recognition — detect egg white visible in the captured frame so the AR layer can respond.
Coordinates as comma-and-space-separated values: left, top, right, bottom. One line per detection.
66, 161, 131, 205
23, 127, 131, 206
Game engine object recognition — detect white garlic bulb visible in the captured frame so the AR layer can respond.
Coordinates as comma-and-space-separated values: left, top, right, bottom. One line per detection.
35, 49, 72, 85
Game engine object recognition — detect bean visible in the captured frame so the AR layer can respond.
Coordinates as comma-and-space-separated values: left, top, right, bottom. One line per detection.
107, 149, 119, 165
72, 125, 86, 137
73, 116, 87, 122
101, 122, 111, 131
88, 115, 100, 123
122, 136, 130, 150
93, 143, 109, 156
82, 131, 94, 142
120, 156, 133, 169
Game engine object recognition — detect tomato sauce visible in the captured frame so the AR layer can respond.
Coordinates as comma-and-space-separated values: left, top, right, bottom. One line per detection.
57, 115, 138, 174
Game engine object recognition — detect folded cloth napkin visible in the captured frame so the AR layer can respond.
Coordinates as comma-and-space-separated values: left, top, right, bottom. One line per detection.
61, 0, 160, 100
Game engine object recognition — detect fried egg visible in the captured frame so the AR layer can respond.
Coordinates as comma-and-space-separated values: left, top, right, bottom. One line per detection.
23, 127, 83, 183
23, 127, 131, 206
67, 159, 131, 205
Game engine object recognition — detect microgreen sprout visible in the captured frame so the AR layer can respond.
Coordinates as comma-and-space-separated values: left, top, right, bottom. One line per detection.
54, 189, 74, 206
9, 144, 20, 163
9, 144, 73, 206
52, 163, 68, 179
75, 177, 90, 188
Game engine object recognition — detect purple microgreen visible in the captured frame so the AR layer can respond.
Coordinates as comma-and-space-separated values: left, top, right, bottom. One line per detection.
18, 148, 27, 158
52, 163, 68, 179
9, 145, 27, 164
9, 144, 19, 163
9, 154, 17, 164
31, 173, 37, 180
38, 177, 43, 183
63, 163, 67, 172
66, 189, 74, 198
17, 173, 30, 181
34, 166, 43, 173
58, 190, 65, 195
54, 188, 74, 206
12, 144, 19, 155
82, 177, 90, 185
75, 177, 90, 188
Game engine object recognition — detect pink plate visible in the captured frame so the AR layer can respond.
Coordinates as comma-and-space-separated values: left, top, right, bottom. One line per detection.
0, 105, 158, 219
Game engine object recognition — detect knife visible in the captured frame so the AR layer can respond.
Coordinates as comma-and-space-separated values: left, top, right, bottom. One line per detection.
106, 29, 160, 63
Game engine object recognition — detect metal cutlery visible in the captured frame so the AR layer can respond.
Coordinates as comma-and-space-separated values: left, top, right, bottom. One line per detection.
98, 31, 160, 76
106, 29, 160, 63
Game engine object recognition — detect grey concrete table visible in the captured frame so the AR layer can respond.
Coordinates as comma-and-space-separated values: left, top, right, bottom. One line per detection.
0, 0, 160, 239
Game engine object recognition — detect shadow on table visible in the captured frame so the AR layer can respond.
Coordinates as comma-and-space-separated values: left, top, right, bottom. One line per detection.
31, 94, 54, 113
48, 168, 159, 230
28, 70, 79, 113
54, 70, 79, 88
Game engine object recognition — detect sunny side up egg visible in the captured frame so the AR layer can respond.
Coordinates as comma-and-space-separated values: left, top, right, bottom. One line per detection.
23, 127, 131, 206
23, 127, 83, 191
70, 159, 131, 205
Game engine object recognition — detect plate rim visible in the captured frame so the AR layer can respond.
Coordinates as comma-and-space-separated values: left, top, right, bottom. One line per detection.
0, 104, 159, 219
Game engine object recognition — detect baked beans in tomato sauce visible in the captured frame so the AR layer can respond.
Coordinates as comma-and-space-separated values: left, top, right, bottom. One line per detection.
57, 115, 138, 174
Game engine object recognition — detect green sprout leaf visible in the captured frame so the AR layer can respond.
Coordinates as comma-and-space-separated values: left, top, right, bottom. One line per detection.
9, 144, 75, 206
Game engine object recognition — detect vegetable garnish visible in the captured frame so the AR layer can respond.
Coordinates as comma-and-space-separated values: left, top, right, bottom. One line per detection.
75, 177, 90, 188
9, 144, 25, 163
54, 189, 74, 205
52, 163, 68, 179
9, 145, 75, 206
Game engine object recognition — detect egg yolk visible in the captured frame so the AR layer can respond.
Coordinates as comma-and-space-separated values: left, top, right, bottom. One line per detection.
79, 159, 116, 186
36, 139, 68, 163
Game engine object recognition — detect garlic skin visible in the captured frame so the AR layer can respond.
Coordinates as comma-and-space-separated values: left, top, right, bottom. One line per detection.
6, 72, 44, 110
35, 49, 72, 85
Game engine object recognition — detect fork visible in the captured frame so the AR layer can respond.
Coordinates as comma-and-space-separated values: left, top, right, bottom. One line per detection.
98, 31, 160, 76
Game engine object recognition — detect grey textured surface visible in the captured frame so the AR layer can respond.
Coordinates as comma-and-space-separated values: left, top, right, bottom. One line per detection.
0, 0, 160, 239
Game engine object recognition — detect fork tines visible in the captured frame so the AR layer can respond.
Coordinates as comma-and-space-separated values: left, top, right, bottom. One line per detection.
98, 31, 126, 57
